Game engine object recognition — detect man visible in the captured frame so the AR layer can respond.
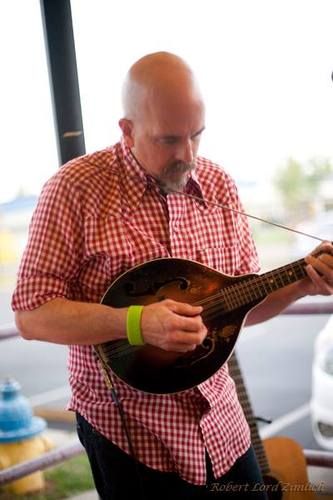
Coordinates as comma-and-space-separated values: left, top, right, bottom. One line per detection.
12, 52, 333, 499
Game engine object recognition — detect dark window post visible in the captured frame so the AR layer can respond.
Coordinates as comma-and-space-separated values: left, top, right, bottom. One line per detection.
40, 0, 86, 165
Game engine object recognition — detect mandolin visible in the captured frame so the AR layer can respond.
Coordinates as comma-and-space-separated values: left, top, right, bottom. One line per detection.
229, 352, 315, 499
95, 254, 313, 394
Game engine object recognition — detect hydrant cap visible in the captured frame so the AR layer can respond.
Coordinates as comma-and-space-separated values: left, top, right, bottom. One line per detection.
0, 378, 46, 443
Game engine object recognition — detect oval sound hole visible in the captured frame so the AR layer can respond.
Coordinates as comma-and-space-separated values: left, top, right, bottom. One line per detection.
263, 475, 282, 500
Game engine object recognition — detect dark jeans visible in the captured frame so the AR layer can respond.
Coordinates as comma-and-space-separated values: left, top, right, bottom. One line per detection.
76, 413, 268, 500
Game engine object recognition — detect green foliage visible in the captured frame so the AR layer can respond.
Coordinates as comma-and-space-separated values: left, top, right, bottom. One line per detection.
0, 454, 94, 500
273, 157, 333, 219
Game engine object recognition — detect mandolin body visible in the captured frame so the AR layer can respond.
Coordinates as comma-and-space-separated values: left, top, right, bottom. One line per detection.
97, 257, 262, 394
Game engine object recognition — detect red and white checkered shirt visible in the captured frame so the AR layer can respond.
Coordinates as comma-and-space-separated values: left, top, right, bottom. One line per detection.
12, 138, 259, 485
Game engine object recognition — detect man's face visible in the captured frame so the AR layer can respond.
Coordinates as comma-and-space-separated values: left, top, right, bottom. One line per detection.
120, 94, 205, 192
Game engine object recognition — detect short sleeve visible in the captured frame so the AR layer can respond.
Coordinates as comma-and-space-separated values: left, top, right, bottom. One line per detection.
11, 173, 84, 311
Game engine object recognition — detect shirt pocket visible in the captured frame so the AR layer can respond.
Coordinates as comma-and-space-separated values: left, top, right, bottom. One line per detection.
196, 245, 241, 276
81, 215, 170, 299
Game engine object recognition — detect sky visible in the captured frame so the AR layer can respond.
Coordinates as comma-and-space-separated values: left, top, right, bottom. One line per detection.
0, 0, 333, 203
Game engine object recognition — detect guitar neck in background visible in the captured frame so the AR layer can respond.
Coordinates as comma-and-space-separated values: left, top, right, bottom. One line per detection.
228, 352, 270, 474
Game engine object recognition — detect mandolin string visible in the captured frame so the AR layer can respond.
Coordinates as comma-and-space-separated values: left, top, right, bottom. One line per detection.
98, 191, 325, 357
101, 290, 235, 358
102, 275, 292, 358
101, 287, 244, 358
102, 342, 139, 356
197, 257, 308, 314
108, 260, 308, 353
101, 259, 310, 358
102, 303, 233, 358
202, 258, 306, 303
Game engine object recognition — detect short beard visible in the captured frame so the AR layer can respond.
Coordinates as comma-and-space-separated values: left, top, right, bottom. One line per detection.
157, 161, 195, 194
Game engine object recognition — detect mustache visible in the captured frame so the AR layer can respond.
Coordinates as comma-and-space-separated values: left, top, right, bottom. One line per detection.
156, 161, 195, 194
165, 160, 195, 175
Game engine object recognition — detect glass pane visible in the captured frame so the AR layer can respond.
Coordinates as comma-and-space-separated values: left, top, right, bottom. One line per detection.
71, 0, 333, 271
0, 1, 58, 323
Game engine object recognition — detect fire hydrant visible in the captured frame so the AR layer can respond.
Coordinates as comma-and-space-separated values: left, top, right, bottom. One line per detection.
0, 378, 53, 495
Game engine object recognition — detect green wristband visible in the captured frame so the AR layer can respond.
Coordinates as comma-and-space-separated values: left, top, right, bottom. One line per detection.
126, 305, 145, 345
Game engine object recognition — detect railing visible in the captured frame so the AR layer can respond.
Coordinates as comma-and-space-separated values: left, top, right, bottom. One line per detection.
0, 439, 331, 487
2, 301, 333, 342
0, 323, 19, 340
283, 302, 333, 315
0, 439, 84, 486
0, 438, 333, 487
304, 449, 333, 468
1, 301, 333, 487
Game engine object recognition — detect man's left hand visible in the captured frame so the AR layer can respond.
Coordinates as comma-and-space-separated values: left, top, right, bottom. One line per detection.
302, 241, 333, 296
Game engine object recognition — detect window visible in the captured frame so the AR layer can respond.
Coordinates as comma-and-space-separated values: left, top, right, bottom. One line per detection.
0, 1, 58, 322
71, 0, 333, 270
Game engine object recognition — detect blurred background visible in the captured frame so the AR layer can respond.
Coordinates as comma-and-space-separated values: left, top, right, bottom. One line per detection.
0, 1, 333, 493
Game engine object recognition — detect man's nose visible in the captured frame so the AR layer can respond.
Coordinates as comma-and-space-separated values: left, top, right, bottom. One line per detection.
178, 139, 194, 164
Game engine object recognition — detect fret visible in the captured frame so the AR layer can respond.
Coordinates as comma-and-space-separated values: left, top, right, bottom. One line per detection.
263, 272, 277, 294
250, 280, 262, 301
243, 279, 261, 303
221, 258, 308, 312
222, 287, 237, 311
260, 259, 306, 293
273, 270, 284, 289
221, 286, 241, 312
283, 268, 295, 285
296, 260, 308, 279
253, 282, 269, 301
234, 282, 251, 309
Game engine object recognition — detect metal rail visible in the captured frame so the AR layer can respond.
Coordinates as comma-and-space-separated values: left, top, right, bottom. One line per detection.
304, 449, 333, 468
0, 304, 333, 485
1, 0, 331, 489
283, 302, 333, 315
0, 437, 332, 486
1, 301, 333, 342
0, 439, 84, 486
0, 323, 19, 341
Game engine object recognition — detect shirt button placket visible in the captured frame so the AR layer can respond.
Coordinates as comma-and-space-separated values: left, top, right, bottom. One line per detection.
168, 195, 183, 256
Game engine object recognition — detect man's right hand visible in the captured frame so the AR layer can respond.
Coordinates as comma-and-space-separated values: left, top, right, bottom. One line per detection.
140, 299, 207, 352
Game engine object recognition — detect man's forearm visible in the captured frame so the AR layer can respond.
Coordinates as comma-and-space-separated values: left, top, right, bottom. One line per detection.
14, 279, 306, 346
15, 298, 128, 345
245, 281, 305, 326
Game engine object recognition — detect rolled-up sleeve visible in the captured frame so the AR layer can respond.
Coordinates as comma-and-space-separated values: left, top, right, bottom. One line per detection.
12, 173, 84, 311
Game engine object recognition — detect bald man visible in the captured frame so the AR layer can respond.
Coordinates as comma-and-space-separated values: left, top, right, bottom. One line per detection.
12, 52, 333, 499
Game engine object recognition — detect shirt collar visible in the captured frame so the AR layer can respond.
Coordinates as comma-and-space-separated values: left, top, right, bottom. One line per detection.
119, 137, 208, 212
186, 171, 208, 209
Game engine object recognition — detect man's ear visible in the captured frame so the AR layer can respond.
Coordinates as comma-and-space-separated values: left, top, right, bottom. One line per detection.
119, 118, 134, 148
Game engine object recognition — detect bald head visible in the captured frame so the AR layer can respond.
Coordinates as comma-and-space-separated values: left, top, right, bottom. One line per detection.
122, 52, 204, 121
119, 52, 205, 191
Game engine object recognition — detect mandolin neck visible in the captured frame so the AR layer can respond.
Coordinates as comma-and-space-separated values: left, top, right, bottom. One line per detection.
215, 258, 307, 314
248, 257, 307, 298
